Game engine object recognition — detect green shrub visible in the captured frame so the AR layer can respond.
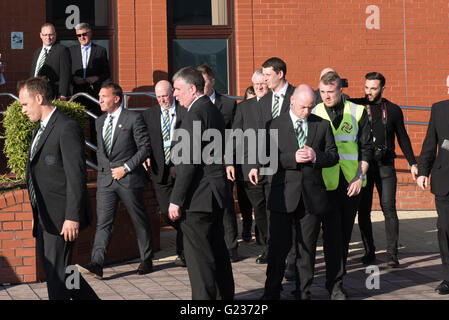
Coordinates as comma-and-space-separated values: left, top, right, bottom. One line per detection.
1, 99, 88, 180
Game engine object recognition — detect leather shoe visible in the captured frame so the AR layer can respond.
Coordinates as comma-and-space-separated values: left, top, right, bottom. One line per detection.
174, 254, 187, 267
229, 249, 241, 263
256, 254, 267, 264
435, 280, 449, 295
330, 284, 348, 300
386, 255, 400, 268
76, 263, 103, 279
242, 230, 252, 242
137, 259, 153, 275
284, 264, 296, 281
361, 252, 376, 265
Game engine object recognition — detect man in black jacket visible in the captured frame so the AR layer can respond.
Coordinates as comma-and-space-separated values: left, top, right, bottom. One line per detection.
142, 80, 187, 266
350, 72, 417, 267
30, 23, 71, 100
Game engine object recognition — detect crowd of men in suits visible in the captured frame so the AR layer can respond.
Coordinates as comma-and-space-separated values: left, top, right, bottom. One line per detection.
21, 22, 449, 300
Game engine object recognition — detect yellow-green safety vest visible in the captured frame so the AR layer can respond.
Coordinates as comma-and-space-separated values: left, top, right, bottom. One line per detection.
313, 100, 367, 191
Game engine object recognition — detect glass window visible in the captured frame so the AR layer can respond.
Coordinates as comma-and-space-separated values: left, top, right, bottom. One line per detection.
173, 39, 228, 93
47, 0, 109, 29
172, 0, 227, 26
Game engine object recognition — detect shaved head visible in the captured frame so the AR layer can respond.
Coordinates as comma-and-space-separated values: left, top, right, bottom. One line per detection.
155, 80, 174, 109
320, 67, 336, 79
290, 84, 316, 119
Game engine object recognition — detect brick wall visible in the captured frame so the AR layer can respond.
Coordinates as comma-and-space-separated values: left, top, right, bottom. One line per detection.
0, 183, 160, 284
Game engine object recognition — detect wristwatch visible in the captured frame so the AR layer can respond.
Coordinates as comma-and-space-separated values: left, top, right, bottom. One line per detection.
357, 173, 366, 180
123, 165, 130, 174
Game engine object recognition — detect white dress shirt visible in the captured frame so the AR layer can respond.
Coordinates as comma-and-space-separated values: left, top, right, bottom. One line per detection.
81, 42, 92, 79
31, 107, 57, 151
160, 100, 177, 142
271, 81, 290, 117
34, 45, 53, 76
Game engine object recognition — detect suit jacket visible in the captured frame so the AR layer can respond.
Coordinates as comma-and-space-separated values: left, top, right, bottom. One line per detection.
30, 43, 71, 98
26, 109, 91, 237
96, 108, 151, 189
69, 43, 110, 97
267, 112, 338, 215
214, 92, 237, 129
170, 95, 232, 212
142, 102, 187, 184
418, 100, 449, 196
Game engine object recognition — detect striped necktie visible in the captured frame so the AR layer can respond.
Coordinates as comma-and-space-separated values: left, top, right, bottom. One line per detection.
104, 116, 114, 155
272, 94, 282, 119
27, 124, 46, 207
295, 119, 307, 149
30, 125, 46, 160
35, 48, 47, 76
162, 109, 171, 165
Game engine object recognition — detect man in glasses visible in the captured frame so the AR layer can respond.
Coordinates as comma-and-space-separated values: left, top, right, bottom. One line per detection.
30, 23, 71, 100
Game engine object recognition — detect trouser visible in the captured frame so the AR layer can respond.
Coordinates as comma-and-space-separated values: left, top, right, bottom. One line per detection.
152, 170, 183, 256
181, 196, 235, 300
223, 180, 239, 253
264, 202, 322, 299
92, 182, 153, 266
435, 195, 449, 281
322, 171, 361, 292
358, 162, 398, 257
36, 222, 99, 300
236, 179, 253, 233
245, 179, 271, 257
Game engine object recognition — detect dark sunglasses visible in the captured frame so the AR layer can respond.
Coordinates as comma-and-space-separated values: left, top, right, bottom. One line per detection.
76, 32, 89, 38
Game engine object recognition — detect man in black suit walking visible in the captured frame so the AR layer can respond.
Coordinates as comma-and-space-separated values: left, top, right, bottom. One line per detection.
142, 80, 187, 267
168, 66, 234, 300
248, 57, 295, 264
261, 84, 338, 300
196, 63, 240, 262
20, 77, 98, 300
30, 23, 71, 100
416, 95, 449, 295
78, 82, 154, 278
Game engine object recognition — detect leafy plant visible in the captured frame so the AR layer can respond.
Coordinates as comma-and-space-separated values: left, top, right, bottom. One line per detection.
1, 99, 88, 180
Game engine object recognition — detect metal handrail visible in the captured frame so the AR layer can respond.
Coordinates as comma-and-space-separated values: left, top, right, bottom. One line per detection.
69, 92, 99, 120
123, 92, 156, 109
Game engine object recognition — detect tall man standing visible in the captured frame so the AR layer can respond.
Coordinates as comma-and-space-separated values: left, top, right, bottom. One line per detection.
196, 63, 240, 262
247, 57, 295, 264
168, 66, 234, 300
416, 90, 449, 295
20, 77, 98, 300
313, 71, 373, 300
261, 85, 338, 300
30, 23, 71, 100
142, 80, 187, 267
78, 82, 154, 278
350, 72, 417, 266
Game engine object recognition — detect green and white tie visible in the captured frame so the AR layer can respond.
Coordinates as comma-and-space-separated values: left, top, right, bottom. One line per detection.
28, 125, 46, 206
35, 48, 47, 76
272, 94, 280, 118
162, 109, 171, 165
295, 119, 307, 149
104, 116, 114, 155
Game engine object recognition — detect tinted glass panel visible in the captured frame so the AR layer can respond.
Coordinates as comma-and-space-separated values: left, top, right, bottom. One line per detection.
47, 0, 109, 29
173, 0, 212, 25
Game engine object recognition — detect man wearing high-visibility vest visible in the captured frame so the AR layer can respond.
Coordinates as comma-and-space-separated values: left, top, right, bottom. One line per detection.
313, 71, 373, 300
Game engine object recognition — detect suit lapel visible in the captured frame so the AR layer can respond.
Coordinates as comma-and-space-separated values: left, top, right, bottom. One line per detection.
153, 106, 163, 144
110, 109, 127, 152
98, 114, 107, 154
262, 92, 273, 123
87, 44, 96, 68
305, 117, 317, 147
280, 85, 294, 114
30, 110, 57, 162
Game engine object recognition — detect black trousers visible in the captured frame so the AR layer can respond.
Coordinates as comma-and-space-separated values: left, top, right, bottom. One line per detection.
245, 179, 271, 256
222, 180, 239, 253
264, 201, 322, 299
357, 162, 399, 257
152, 169, 183, 256
92, 182, 153, 266
36, 223, 99, 300
235, 179, 253, 233
435, 195, 449, 281
181, 196, 235, 300
322, 171, 361, 292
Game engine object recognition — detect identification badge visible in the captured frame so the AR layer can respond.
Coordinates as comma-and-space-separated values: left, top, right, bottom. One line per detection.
164, 140, 171, 148
441, 139, 449, 151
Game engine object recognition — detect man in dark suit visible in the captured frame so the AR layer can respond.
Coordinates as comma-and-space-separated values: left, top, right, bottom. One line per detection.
30, 23, 71, 100
247, 57, 295, 264
168, 66, 234, 300
78, 82, 154, 278
197, 63, 240, 262
261, 84, 338, 300
19, 77, 98, 300
69, 22, 110, 115
416, 97, 449, 295
142, 80, 187, 267
226, 69, 269, 242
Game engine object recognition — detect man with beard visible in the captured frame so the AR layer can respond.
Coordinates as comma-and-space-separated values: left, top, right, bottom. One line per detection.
350, 72, 417, 267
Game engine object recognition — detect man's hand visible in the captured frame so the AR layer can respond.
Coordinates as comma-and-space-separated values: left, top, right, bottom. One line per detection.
168, 203, 181, 221
296, 145, 316, 163
60, 220, 79, 242
417, 176, 428, 190
143, 158, 151, 171
411, 165, 418, 181
86, 76, 100, 84
347, 175, 363, 197
73, 76, 86, 85
249, 168, 259, 185
111, 166, 126, 180
226, 166, 235, 182
59, 96, 67, 101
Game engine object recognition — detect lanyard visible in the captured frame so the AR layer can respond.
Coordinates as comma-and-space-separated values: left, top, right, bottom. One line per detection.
162, 110, 175, 138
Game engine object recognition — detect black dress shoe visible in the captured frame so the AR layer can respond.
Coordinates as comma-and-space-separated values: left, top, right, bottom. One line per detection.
330, 284, 348, 300
229, 249, 241, 263
386, 255, 400, 268
361, 252, 376, 265
256, 254, 267, 264
174, 254, 187, 267
137, 259, 153, 275
76, 263, 103, 279
435, 280, 449, 295
242, 230, 252, 242
284, 264, 296, 281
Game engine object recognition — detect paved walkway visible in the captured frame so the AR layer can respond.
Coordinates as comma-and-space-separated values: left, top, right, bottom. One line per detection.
1, 210, 447, 300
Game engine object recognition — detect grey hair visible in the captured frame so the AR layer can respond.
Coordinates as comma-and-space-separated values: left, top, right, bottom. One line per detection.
251, 68, 264, 82
172, 66, 205, 93
75, 22, 91, 32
